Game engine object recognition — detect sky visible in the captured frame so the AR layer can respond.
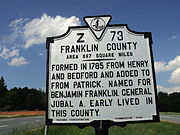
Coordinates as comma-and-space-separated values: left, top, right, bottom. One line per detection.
0, 0, 180, 93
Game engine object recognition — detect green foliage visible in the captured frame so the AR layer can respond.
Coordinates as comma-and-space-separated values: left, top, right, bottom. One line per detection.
158, 92, 169, 112
109, 122, 180, 135
12, 125, 44, 135
6, 87, 46, 111
18, 122, 180, 135
0, 76, 8, 110
158, 92, 180, 112
0, 76, 45, 111
160, 112, 180, 115
22, 126, 95, 135
168, 93, 180, 112
22, 128, 44, 135
0, 76, 7, 92
46, 126, 95, 135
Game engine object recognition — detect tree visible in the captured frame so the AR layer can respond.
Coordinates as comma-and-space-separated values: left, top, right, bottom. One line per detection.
158, 92, 169, 112
5, 88, 18, 111
25, 88, 45, 110
0, 76, 7, 96
0, 76, 8, 110
6, 87, 46, 111
168, 92, 180, 112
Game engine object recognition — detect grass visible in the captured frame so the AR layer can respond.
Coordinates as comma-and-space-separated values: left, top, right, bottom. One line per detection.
12, 126, 94, 135
15, 122, 180, 135
12, 126, 44, 135
109, 122, 180, 135
160, 112, 180, 115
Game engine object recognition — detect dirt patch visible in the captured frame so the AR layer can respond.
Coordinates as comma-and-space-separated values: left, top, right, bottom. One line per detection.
0, 111, 45, 116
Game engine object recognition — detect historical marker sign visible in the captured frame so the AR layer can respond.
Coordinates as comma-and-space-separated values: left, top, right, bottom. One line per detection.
46, 15, 159, 125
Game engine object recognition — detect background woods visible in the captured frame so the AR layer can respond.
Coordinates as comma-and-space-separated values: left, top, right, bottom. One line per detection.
0, 76, 45, 111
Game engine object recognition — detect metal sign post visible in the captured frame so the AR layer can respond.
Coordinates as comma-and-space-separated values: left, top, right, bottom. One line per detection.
95, 121, 108, 135
44, 125, 48, 135
45, 15, 159, 134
